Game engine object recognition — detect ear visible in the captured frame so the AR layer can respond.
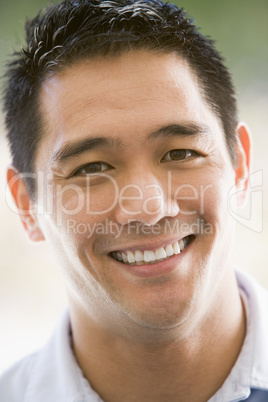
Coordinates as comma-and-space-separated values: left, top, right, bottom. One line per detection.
7, 166, 45, 242
234, 122, 252, 206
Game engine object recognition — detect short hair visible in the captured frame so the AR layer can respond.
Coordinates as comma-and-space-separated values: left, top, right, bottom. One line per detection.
3, 0, 238, 197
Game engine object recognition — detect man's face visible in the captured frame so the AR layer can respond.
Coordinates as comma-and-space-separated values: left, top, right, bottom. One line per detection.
34, 50, 242, 332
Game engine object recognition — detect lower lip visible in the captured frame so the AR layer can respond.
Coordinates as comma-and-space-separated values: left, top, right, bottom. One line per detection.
110, 245, 191, 278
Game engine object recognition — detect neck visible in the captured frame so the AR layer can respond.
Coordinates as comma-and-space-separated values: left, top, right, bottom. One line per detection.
69, 272, 246, 402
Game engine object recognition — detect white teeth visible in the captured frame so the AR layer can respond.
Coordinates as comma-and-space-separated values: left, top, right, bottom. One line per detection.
135, 250, 144, 262
155, 247, 166, 260
122, 252, 128, 263
173, 241, 180, 254
113, 236, 191, 264
144, 250, 156, 262
165, 244, 174, 257
117, 252, 123, 261
127, 251, 135, 263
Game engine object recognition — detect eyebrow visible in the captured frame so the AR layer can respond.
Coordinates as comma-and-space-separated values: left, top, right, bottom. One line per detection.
148, 123, 211, 141
50, 137, 123, 166
50, 122, 211, 167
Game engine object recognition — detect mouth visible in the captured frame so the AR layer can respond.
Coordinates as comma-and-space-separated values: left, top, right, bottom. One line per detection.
109, 235, 195, 266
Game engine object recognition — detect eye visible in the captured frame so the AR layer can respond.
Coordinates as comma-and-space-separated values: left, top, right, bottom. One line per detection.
72, 161, 113, 176
161, 149, 199, 162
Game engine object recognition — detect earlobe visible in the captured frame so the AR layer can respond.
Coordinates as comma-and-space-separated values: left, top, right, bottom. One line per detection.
7, 166, 45, 243
234, 122, 252, 206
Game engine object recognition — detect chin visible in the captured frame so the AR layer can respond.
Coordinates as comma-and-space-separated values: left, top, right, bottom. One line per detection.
118, 285, 198, 334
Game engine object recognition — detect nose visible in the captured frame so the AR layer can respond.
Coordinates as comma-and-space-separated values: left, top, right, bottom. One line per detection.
113, 173, 179, 226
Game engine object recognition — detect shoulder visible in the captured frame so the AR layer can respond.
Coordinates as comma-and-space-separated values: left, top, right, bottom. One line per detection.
0, 310, 92, 402
0, 310, 71, 402
0, 352, 38, 402
236, 268, 268, 330
236, 268, 268, 392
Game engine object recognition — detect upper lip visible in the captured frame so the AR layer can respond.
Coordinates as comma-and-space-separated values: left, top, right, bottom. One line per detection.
106, 234, 193, 254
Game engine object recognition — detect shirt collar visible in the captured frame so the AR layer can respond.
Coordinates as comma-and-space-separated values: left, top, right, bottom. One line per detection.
239, 269, 268, 389
25, 309, 102, 402
209, 269, 268, 402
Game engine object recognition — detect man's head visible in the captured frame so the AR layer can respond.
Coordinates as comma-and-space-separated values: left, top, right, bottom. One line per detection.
5, 0, 251, 335
4, 0, 238, 198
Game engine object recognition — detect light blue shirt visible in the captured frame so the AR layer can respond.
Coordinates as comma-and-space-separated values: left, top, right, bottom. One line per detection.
209, 269, 268, 401
1, 269, 268, 401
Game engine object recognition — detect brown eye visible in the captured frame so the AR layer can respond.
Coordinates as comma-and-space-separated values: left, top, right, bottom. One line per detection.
74, 162, 112, 176
162, 149, 198, 162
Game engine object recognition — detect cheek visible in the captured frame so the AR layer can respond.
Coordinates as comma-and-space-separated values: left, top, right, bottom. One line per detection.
198, 173, 236, 268
39, 208, 105, 303
41, 180, 119, 237
203, 180, 232, 223
36, 179, 122, 288
169, 170, 224, 218
186, 165, 234, 219
57, 179, 119, 216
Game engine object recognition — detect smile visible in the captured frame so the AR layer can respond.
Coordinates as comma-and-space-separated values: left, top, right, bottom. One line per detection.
110, 235, 194, 265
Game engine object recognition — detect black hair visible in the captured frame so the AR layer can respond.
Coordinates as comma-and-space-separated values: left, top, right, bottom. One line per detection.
3, 0, 238, 197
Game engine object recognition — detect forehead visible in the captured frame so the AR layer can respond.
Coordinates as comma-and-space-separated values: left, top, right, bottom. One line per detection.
37, 50, 226, 163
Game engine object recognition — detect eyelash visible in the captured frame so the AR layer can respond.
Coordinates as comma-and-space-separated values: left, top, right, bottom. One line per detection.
72, 161, 113, 176
71, 149, 200, 177
161, 149, 200, 162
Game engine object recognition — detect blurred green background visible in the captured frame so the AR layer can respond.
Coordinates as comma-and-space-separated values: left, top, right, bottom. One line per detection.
0, 0, 267, 372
